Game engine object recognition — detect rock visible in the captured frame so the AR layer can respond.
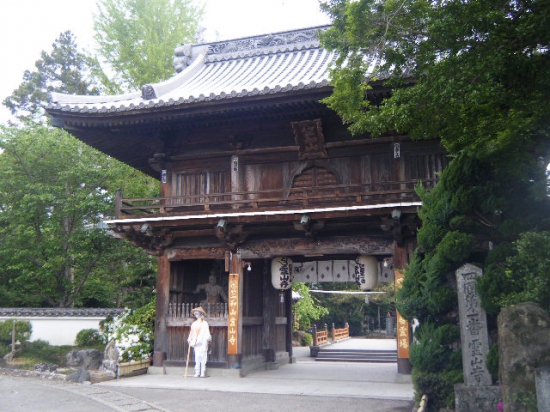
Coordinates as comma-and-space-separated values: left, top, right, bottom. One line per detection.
89, 370, 116, 383
99, 340, 119, 376
66, 368, 91, 383
498, 302, 550, 412
66, 349, 103, 370
34, 364, 57, 372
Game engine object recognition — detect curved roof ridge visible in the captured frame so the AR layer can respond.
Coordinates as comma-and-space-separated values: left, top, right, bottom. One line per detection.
149, 51, 207, 99
50, 90, 141, 105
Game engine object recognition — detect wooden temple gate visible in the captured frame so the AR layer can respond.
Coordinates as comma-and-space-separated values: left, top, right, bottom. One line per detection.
46, 25, 448, 375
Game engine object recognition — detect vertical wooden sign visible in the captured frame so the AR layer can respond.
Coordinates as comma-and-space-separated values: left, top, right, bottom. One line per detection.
227, 273, 239, 355
395, 271, 410, 360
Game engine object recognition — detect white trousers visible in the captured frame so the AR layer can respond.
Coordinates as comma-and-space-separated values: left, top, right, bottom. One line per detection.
194, 350, 207, 376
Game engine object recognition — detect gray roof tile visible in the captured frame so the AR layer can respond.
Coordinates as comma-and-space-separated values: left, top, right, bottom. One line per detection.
48, 26, 335, 115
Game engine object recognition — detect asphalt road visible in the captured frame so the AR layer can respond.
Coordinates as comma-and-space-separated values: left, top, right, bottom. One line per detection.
0, 375, 413, 412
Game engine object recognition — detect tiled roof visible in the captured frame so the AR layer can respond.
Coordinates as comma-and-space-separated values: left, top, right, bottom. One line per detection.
0, 308, 124, 317
47, 25, 335, 115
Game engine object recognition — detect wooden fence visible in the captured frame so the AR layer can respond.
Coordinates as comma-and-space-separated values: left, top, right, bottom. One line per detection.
312, 322, 350, 346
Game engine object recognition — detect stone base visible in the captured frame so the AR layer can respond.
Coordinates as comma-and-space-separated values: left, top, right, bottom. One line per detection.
454, 384, 501, 412
397, 357, 412, 375
159, 352, 292, 378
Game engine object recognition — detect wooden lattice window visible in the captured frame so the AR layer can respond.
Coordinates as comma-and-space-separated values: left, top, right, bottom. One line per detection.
175, 171, 228, 205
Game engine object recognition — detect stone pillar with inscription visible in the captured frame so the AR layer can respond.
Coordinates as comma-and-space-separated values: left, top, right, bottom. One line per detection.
454, 264, 501, 412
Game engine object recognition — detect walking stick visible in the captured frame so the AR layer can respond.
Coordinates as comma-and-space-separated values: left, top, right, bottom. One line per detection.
185, 339, 191, 378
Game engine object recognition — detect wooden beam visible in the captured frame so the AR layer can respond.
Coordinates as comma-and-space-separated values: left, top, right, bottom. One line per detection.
240, 236, 393, 259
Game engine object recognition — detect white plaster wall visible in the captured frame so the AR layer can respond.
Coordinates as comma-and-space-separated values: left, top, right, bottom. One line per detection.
0, 316, 104, 346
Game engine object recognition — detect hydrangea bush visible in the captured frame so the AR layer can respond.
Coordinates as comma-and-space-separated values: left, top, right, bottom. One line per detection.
101, 298, 155, 362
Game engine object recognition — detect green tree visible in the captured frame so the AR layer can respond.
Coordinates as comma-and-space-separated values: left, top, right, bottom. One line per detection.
320, 0, 549, 154
479, 231, 550, 314
93, 0, 204, 93
0, 320, 32, 358
2, 31, 99, 124
0, 125, 157, 307
319, 1, 550, 409
292, 282, 329, 331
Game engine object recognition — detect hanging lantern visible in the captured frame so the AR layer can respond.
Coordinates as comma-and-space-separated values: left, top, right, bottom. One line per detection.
271, 256, 293, 291
354, 255, 378, 291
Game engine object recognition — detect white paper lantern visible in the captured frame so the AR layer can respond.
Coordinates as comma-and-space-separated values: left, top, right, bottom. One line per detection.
354, 255, 378, 291
271, 257, 293, 291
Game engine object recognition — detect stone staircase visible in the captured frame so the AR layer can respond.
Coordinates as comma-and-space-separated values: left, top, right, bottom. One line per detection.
315, 348, 397, 363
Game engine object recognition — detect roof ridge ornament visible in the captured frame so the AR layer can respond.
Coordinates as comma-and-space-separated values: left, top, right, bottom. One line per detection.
207, 25, 329, 58
142, 84, 157, 100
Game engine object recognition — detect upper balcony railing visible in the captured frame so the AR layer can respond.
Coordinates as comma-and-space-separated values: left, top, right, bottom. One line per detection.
115, 178, 437, 218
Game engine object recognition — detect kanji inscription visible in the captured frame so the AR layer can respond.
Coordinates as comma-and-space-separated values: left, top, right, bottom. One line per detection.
456, 264, 492, 386
227, 273, 239, 355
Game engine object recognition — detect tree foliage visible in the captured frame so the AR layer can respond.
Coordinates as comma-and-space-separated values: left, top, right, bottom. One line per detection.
319, 0, 550, 408
479, 231, 550, 313
320, 0, 550, 155
292, 282, 329, 330
310, 281, 395, 336
0, 320, 32, 358
0, 125, 157, 308
93, 0, 204, 93
2, 31, 99, 124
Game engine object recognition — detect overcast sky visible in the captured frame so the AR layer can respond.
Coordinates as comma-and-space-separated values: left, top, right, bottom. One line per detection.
0, 0, 331, 124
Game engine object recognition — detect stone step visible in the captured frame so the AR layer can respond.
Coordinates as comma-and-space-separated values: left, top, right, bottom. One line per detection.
315, 349, 397, 363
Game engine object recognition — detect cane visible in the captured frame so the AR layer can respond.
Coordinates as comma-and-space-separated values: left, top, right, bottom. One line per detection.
185, 339, 191, 378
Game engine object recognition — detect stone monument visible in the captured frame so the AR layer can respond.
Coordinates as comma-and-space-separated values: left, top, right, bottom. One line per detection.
498, 302, 550, 412
454, 264, 501, 412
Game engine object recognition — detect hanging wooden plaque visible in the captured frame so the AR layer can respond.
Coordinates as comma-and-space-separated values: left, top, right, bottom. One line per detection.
227, 273, 239, 355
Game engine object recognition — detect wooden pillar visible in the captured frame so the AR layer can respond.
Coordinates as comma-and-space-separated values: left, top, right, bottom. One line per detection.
153, 254, 170, 366
393, 240, 412, 374
228, 251, 243, 368
285, 287, 293, 358
262, 259, 277, 362
231, 155, 242, 208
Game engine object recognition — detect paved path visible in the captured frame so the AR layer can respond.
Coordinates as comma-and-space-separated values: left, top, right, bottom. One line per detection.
0, 339, 415, 412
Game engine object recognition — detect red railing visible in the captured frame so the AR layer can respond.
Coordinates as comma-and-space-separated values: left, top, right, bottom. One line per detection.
332, 322, 350, 342
312, 322, 350, 346
313, 324, 329, 346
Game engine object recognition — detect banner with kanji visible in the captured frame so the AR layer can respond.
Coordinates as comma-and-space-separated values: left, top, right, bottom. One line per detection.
395, 271, 410, 359
227, 273, 239, 355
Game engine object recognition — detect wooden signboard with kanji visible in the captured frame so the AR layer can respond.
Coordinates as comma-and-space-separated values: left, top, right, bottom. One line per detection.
395, 271, 410, 359
227, 273, 239, 355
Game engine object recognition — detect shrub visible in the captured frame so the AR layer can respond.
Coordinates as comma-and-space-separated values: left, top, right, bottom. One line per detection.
409, 322, 463, 410
486, 343, 499, 383
75, 328, 105, 347
15, 340, 74, 369
412, 369, 463, 411
101, 298, 155, 362
300, 332, 313, 346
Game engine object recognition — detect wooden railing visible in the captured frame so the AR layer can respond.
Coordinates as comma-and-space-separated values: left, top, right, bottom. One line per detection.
332, 322, 350, 342
168, 303, 227, 319
312, 324, 329, 346
313, 322, 350, 347
114, 179, 436, 218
